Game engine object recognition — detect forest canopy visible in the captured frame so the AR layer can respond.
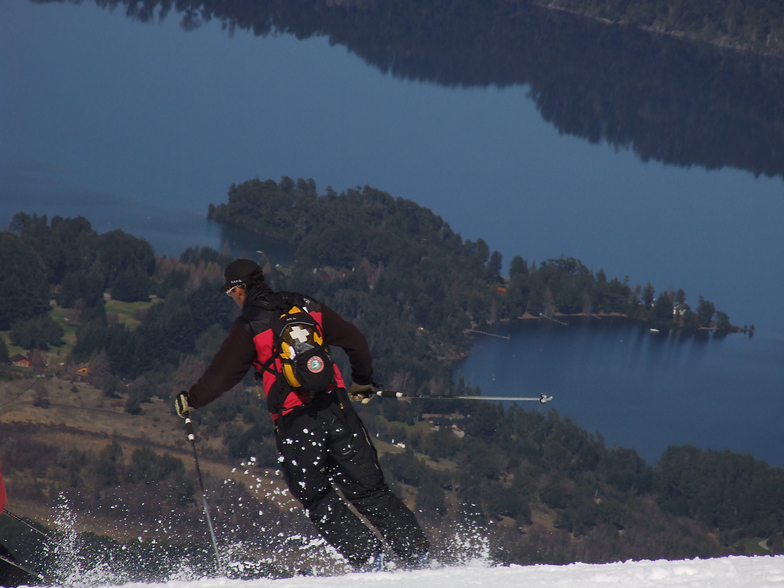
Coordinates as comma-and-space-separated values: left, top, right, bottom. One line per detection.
1, 186, 743, 399
207, 177, 741, 393
0, 193, 776, 572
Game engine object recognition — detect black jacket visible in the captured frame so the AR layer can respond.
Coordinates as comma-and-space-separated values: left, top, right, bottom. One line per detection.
187, 286, 373, 416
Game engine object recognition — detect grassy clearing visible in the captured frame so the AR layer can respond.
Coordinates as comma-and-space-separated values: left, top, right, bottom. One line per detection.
105, 296, 162, 331
43, 304, 82, 362
1, 297, 161, 368
49, 305, 78, 347
0, 330, 24, 358
738, 537, 770, 555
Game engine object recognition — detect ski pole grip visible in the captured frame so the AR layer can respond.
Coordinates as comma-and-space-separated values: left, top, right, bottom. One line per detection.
185, 417, 196, 440
377, 390, 403, 398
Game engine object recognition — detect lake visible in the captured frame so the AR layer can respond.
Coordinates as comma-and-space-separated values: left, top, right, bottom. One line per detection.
456, 319, 784, 467
1, 0, 783, 466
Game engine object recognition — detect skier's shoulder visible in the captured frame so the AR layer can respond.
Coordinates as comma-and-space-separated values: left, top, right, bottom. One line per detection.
275, 290, 322, 310
235, 290, 318, 334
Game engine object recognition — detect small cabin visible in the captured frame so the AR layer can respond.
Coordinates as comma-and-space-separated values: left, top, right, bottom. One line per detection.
10, 354, 31, 368
75, 363, 89, 381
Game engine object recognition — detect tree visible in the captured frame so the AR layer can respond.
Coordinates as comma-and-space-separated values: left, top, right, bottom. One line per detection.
48, 215, 99, 280
642, 283, 655, 309
92, 441, 123, 486
9, 316, 65, 350
654, 445, 784, 536
715, 311, 731, 333
697, 296, 715, 327
11, 213, 101, 285
57, 271, 105, 308
125, 448, 193, 506
592, 268, 610, 312
96, 229, 155, 291
125, 375, 155, 414
531, 257, 593, 314
681, 307, 699, 328
110, 266, 151, 303
88, 349, 113, 390
652, 291, 674, 325
0, 232, 51, 330
675, 288, 686, 305
27, 349, 48, 372
0, 337, 9, 365
509, 255, 528, 278
543, 287, 556, 318
487, 250, 503, 280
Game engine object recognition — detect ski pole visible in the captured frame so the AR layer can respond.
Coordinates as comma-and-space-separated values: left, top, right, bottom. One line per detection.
1, 509, 56, 543
184, 417, 223, 575
0, 510, 49, 583
375, 390, 553, 403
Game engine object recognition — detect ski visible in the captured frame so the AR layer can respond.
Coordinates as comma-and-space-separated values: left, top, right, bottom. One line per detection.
0, 551, 43, 587
1, 509, 55, 543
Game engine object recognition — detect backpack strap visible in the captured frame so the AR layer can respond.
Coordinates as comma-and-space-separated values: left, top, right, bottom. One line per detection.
252, 291, 333, 415
256, 292, 293, 374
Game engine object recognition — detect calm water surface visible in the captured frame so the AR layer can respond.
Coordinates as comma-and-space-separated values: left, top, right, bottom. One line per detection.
457, 320, 784, 466
1, 0, 783, 465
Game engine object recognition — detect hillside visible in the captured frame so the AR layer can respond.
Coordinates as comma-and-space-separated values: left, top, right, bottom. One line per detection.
4, 370, 781, 580
0, 200, 778, 581
0, 377, 295, 537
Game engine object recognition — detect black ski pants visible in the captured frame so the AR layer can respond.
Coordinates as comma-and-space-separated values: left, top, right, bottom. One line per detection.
276, 390, 429, 568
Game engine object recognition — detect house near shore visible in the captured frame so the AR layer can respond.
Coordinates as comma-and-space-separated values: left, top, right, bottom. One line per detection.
422, 413, 467, 438
76, 363, 89, 380
10, 354, 31, 369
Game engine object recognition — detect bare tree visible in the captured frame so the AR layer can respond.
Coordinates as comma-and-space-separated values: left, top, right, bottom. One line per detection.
28, 349, 47, 373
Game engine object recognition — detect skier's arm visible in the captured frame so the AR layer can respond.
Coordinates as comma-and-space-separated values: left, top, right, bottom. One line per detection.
187, 322, 256, 408
320, 304, 374, 386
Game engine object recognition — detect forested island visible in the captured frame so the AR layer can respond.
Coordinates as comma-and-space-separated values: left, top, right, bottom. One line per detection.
0, 191, 778, 580
209, 177, 748, 368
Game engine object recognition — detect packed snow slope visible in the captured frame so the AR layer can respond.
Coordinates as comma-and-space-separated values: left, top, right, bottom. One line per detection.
68, 556, 784, 588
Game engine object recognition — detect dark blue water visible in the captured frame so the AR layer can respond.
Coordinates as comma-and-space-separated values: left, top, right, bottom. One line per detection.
457, 320, 784, 467
2, 1, 783, 467
2, 0, 782, 336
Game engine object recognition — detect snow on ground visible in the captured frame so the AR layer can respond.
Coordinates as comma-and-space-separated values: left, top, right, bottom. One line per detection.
79, 556, 784, 588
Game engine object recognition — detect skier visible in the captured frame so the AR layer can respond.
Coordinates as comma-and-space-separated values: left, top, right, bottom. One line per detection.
175, 259, 429, 570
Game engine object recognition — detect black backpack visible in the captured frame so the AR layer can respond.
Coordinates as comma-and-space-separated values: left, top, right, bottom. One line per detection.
260, 293, 335, 413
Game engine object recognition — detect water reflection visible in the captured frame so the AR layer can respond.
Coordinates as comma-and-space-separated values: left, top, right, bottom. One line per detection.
46, 0, 784, 180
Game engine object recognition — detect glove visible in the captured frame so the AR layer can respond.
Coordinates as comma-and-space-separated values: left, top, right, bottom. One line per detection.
175, 391, 195, 418
347, 382, 375, 404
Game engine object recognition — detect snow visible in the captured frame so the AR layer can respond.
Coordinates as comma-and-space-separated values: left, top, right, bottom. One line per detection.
45, 556, 784, 588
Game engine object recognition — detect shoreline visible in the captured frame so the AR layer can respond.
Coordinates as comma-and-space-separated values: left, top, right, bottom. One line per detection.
468, 311, 752, 337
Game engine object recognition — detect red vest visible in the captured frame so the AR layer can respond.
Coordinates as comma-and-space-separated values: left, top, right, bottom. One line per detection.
241, 291, 346, 419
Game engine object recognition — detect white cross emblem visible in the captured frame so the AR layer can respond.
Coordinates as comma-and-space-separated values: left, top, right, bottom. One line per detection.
289, 326, 310, 343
